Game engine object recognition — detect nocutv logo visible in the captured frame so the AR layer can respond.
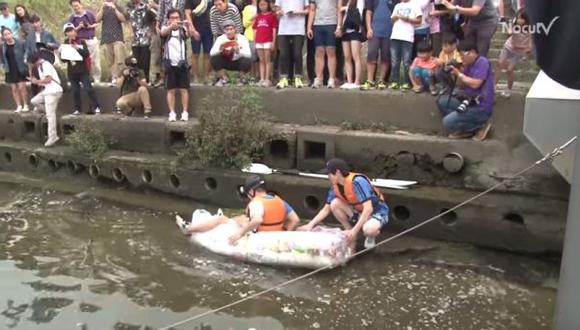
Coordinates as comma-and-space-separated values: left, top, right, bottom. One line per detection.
501, 16, 560, 35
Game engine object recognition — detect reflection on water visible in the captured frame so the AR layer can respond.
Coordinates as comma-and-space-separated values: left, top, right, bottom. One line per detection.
0, 180, 558, 329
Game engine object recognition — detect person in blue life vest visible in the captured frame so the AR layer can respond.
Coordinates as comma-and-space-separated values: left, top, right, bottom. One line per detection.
298, 158, 390, 248
176, 175, 300, 245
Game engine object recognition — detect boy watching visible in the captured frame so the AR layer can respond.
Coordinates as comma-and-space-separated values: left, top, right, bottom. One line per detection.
409, 40, 438, 95
360, 0, 392, 90
435, 33, 463, 94
389, 0, 421, 91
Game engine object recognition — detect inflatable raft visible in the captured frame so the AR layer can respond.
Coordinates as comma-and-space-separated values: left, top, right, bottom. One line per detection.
177, 209, 353, 269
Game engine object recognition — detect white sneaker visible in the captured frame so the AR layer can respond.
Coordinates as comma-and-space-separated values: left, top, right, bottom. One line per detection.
364, 236, 376, 249
94, 107, 101, 115
340, 82, 351, 89
500, 90, 512, 99
21, 105, 30, 112
180, 111, 189, 121
214, 78, 227, 87
312, 78, 323, 89
73, 110, 81, 115
327, 78, 336, 89
168, 111, 177, 122
44, 136, 60, 147
347, 84, 360, 90
175, 215, 190, 234
109, 79, 117, 87
14, 105, 23, 113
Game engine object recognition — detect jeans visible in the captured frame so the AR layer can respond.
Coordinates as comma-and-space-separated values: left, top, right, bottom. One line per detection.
69, 72, 100, 113
30, 91, 62, 142
390, 39, 412, 84
411, 67, 432, 87
437, 95, 490, 132
278, 35, 304, 77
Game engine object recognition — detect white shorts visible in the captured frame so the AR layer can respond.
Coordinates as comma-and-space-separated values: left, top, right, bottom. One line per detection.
255, 42, 273, 50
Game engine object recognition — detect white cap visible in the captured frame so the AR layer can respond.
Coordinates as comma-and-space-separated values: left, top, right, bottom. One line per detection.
63, 22, 75, 33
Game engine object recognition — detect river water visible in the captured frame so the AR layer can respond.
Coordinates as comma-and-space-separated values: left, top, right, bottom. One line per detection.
0, 179, 559, 329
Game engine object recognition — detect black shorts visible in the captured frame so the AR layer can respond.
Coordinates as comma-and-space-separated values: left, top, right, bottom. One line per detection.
342, 31, 363, 42
5, 70, 27, 84
165, 65, 190, 90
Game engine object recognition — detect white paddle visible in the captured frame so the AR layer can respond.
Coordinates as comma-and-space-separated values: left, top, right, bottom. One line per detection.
242, 163, 417, 190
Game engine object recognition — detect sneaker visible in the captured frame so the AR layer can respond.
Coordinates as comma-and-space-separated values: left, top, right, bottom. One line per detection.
312, 78, 323, 89
180, 111, 189, 121
175, 215, 190, 234
294, 76, 304, 88
277, 77, 289, 89
448, 131, 473, 139
472, 121, 492, 142
168, 111, 177, 122
429, 84, 439, 96
412, 86, 423, 93
72, 110, 81, 115
144, 113, 151, 120
400, 83, 411, 91
44, 136, 60, 147
94, 107, 101, 115
388, 82, 400, 90
500, 90, 512, 99
364, 236, 376, 249
191, 79, 203, 87
340, 82, 351, 89
21, 105, 30, 112
152, 78, 163, 88
215, 78, 227, 87
14, 105, 23, 113
360, 80, 375, 91
115, 108, 123, 115
109, 79, 117, 87
377, 81, 387, 90
327, 78, 336, 89
346, 83, 360, 90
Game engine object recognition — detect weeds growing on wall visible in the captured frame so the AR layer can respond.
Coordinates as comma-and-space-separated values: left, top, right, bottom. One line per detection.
181, 88, 273, 169
67, 121, 111, 160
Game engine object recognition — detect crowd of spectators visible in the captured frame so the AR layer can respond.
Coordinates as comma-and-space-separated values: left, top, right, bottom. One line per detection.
0, 0, 531, 142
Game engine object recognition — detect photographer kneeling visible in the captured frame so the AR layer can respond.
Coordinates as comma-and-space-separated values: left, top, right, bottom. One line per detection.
437, 39, 494, 142
115, 56, 152, 118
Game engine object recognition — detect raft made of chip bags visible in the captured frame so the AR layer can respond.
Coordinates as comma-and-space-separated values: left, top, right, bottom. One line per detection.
177, 209, 353, 269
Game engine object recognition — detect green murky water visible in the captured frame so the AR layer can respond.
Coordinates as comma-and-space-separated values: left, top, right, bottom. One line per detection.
0, 178, 558, 329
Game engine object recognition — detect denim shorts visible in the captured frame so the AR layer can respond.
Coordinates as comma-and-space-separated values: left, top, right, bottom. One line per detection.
349, 212, 389, 230
313, 24, 337, 48
499, 46, 524, 66
191, 27, 213, 54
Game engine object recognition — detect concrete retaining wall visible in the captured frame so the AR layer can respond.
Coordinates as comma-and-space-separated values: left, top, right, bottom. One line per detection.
0, 140, 566, 254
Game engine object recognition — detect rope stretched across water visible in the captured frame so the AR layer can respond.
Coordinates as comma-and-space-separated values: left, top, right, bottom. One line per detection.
160, 136, 577, 330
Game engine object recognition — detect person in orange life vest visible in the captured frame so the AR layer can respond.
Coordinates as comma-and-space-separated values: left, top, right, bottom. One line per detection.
297, 158, 390, 248
228, 175, 300, 244
178, 175, 299, 244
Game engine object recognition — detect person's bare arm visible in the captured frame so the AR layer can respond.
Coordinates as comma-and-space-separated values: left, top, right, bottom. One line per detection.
344, 200, 372, 242
306, 3, 316, 39
297, 204, 331, 231
96, 6, 104, 22
441, 0, 482, 17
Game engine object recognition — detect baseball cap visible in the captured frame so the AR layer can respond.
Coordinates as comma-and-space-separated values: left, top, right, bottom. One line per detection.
240, 175, 265, 195
221, 19, 235, 29
321, 158, 349, 175
63, 22, 75, 33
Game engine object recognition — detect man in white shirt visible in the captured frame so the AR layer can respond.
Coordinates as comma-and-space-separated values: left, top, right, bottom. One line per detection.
160, 8, 192, 122
209, 20, 252, 87
28, 53, 64, 147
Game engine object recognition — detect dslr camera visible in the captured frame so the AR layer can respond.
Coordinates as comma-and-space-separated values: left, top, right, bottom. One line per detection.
124, 57, 140, 78
443, 60, 461, 73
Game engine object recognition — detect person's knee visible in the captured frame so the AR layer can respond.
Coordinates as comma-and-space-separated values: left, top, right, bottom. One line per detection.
442, 114, 457, 130
315, 47, 325, 56
326, 48, 336, 57
363, 220, 381, 237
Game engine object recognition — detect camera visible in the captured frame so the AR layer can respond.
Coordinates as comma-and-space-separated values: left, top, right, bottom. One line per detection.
456, 95, 480, 113
443, 60, 460, 73
124, 57, 140, 78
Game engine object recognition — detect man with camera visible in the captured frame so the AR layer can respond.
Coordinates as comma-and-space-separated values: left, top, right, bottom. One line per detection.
160, 9, 192, 121
115, 56, 152, 118
436, 39, 494, 142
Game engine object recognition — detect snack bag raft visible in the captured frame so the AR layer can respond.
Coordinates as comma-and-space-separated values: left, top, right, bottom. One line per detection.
186, 209, 353, 269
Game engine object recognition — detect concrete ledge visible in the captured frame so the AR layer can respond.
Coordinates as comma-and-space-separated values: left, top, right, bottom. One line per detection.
0, 84, 526, 143
0, 140, 566, 254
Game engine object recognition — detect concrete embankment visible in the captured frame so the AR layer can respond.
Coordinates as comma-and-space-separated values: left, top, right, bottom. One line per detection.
0, 85, 569, 253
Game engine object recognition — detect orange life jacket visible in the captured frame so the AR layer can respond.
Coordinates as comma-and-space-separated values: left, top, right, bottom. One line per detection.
332, 172, 385, 212
245, 193, 287, 232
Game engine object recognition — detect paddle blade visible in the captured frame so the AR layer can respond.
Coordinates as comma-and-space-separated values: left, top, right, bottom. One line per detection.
242, 163, 274, 175
372, 178, 417, 187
